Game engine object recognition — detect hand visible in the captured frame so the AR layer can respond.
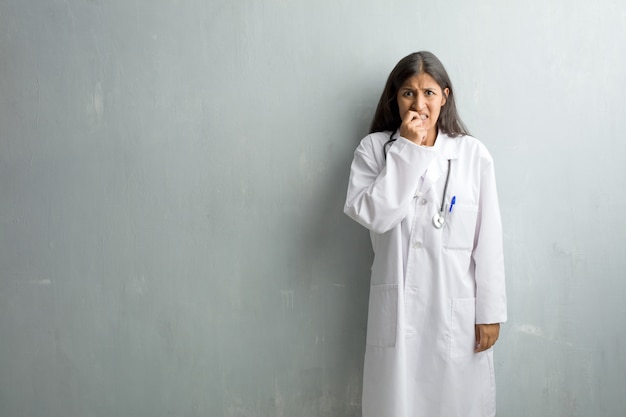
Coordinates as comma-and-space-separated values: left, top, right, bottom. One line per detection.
475, 323, 500, 353
399, 110, 428, 145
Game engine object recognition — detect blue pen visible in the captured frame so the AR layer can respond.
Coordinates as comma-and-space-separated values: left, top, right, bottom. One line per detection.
449, 196, 456, 213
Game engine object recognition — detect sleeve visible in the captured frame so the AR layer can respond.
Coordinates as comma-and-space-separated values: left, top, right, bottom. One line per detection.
343, 135, 437, 234
472, 155, 508, 324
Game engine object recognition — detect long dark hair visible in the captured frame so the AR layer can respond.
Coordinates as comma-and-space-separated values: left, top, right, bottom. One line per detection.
370, 51, 469, 137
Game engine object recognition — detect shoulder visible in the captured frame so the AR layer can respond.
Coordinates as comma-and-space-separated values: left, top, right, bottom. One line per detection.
358, 130, 394, 148
444, 133, 495, 165
354, 130, 394, 159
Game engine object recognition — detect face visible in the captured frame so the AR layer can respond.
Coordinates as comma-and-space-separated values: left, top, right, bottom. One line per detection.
396, 72, 449, 136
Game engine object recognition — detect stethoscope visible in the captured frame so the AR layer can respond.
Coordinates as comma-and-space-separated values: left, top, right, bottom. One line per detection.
385, 131, 454, 229
432, 159, 453, 229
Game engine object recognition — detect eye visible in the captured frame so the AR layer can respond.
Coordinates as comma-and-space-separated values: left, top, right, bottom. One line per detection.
425, 89, 435, 96
402, 90, 414, 97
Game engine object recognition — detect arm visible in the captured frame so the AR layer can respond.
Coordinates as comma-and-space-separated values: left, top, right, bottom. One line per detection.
472, 154, 507, 350
344, 135, 436, 234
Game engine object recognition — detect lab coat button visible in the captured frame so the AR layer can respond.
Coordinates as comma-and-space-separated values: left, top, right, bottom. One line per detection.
413, 242, 422, 249
419, 199, 427, 206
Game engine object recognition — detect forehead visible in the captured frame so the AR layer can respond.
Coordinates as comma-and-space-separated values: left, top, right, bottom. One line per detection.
400, 72, 441, 89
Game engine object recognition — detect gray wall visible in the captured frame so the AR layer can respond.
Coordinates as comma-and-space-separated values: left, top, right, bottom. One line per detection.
1, 0, 625, 416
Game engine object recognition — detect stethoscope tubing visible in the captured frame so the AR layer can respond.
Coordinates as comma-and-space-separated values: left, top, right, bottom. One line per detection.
439, 159, 452, 214
432, 159, 451, 229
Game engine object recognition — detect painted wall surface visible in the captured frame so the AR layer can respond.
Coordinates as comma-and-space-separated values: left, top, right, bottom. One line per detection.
1, 0, 625, 416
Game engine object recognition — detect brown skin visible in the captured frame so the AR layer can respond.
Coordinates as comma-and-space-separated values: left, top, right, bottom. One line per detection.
397, 73, 449, 146
475, 323, 500, 352
399, 110, 429, 145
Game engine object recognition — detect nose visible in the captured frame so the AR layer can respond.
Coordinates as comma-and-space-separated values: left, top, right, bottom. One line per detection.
411, 92, 425, 111
415, 92, 426, 110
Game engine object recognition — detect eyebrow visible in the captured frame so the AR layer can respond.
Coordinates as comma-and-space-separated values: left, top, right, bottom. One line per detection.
398, 86, 437, 94
399, 85, 438, 91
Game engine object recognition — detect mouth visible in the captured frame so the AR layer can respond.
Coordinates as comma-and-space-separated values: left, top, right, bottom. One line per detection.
419, 114, 428, 120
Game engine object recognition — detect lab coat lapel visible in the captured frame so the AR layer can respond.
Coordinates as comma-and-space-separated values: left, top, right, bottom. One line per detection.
420, 135, 459, 195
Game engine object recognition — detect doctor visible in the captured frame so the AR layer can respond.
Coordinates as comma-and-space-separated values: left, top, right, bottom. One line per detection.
344, 51, 507, 417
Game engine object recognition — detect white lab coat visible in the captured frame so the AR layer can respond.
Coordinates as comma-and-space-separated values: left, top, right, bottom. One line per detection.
344, 130, 507, 417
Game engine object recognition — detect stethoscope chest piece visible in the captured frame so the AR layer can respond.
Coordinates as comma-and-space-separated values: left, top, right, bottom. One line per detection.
433, 213, 445, 229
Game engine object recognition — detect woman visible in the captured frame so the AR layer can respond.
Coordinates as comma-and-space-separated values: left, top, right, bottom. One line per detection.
344, 51, 507, 417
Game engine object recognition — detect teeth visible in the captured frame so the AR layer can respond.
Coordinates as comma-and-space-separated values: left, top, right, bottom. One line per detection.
420, 114, 427, 120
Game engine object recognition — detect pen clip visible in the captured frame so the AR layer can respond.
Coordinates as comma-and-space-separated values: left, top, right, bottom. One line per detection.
449, 196, 456, 213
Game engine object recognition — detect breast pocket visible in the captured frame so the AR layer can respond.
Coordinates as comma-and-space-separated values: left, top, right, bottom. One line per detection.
443, 204, 478, 250
366, 284, 398, 348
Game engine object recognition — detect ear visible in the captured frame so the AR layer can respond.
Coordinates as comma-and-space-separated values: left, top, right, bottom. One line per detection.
442, 88, 450, 106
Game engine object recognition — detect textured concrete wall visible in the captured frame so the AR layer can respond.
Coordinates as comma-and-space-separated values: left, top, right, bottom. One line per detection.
1, 0, 625, 416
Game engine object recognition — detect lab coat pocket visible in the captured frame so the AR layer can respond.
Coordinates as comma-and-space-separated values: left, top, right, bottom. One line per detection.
449, 297, 476, 359
366, 284, 398, 348
443, 204, 478, 250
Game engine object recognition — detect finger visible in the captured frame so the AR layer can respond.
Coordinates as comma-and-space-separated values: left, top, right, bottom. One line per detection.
475, 337, 489, 352
474, 326, 484, 352
476, 333, 498, 352
411, 114, 426, 128
475, 336, 485, 352
475, 328, 488, 352
402, 110, 420, 125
